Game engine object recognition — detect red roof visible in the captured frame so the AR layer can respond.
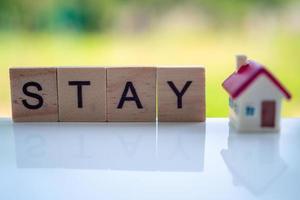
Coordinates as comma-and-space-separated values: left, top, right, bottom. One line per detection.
222, 60, 291, 100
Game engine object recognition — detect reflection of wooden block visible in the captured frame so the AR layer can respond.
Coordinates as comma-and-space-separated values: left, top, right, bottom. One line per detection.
107, 67, 156, 122
10, 68, 58, 122
157, 67, 205, 122
57, 67, 106, 122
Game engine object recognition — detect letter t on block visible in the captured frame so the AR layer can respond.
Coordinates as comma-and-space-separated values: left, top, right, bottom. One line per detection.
57, 67, 106, 122
10, 68, 59, 122
157, 67, 205, 122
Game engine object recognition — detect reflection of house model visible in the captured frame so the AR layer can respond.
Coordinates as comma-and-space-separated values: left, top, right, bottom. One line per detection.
222, 55, 292, 132
221, 131, 287, 195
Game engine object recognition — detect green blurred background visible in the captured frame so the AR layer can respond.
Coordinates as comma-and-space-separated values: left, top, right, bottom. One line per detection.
0, 0, 299, 117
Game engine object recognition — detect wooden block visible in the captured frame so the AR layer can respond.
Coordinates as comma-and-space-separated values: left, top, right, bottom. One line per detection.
10, 68, 58, 122
57, 67, 106, 122
107, 67, 156, 122
157, 67, 205, 122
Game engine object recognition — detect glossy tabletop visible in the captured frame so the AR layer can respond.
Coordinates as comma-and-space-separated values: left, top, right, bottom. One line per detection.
0, 118, 299, 200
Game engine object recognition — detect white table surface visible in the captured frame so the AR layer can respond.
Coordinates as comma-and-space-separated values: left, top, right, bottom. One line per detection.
0, 118, 299, 200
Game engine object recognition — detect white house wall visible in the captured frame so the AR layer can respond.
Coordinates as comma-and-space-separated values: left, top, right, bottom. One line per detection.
233, 75, 284, 132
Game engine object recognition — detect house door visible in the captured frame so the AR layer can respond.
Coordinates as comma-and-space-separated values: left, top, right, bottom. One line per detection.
261, 101, 276, 127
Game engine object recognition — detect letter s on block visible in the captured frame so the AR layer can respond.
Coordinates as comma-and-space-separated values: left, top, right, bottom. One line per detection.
22, 82, 44, 110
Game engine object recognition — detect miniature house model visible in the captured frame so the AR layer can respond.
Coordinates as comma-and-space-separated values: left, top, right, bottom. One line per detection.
222, 55, 291, 132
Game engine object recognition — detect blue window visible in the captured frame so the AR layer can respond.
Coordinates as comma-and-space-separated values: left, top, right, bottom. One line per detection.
234, 104, 239, 114
245, 106, 255, 116
229, 98, 239, 113
229, 98, 233, 108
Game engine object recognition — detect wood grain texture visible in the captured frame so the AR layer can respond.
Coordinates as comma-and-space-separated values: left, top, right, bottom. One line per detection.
157, 67, 205, 122
57, 67, 106, 122
107, 67, 156, 122
10, 68, 58, 122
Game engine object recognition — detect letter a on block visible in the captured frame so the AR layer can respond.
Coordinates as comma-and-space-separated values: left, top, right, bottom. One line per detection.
157, 67, 205, 122
107, 67, 156, 122
57, 67, 106, 122
10, 68, 58, 122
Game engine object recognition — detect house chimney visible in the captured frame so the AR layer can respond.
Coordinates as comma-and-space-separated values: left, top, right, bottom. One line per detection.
236, 54, 248, 70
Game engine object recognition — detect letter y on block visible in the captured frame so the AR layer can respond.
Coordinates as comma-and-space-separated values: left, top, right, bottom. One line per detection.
158, 67, 205, 122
